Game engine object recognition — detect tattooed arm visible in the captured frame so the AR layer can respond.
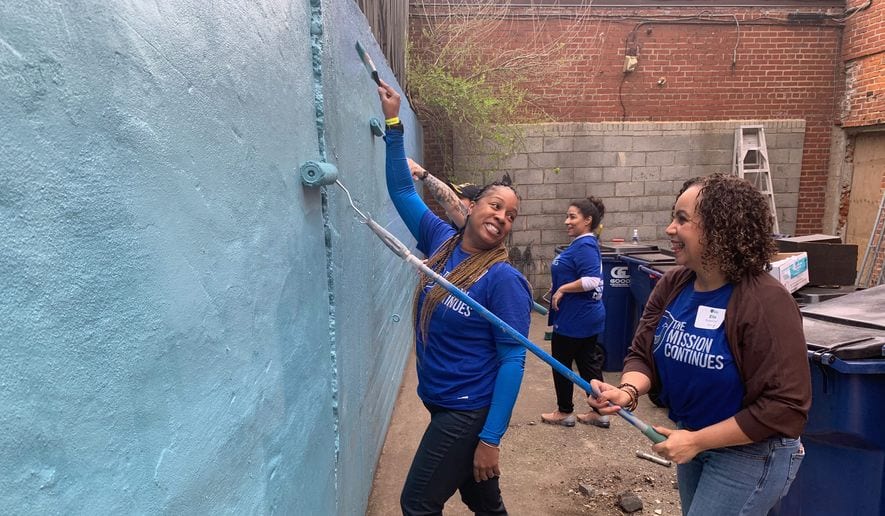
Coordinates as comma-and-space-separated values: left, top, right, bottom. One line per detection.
407, 158, 469, 229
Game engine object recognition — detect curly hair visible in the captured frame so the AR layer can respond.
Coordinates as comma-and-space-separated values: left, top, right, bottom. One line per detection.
679, 174, 778, 282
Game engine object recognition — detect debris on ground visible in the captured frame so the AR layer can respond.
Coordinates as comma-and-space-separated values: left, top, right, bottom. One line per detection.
617, 491, 644, 513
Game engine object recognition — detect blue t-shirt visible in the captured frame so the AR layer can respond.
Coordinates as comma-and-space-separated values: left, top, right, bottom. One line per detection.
548, 234, 605, 338
415, 214, 532, 413
652, 281, 744, 429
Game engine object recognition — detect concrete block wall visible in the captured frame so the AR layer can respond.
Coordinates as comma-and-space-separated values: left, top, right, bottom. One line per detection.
411, 5, 841, 235
454, 120, 806, 298
0, 1, 417, 514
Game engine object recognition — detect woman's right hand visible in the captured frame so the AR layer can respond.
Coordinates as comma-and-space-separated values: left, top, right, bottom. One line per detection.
588, 379, 633, 415
550, 289, 563, 311
377, 79, 401, 119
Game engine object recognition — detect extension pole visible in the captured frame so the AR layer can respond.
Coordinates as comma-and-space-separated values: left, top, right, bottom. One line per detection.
297, 163, 664, 444
362, 216, 666, 444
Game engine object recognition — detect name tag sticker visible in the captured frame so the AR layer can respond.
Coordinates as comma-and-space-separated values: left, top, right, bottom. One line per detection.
694, 306, 726, 329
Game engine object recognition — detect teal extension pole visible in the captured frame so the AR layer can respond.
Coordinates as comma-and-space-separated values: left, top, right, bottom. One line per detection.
298, 162, 665, 445
363, 216, 666, 444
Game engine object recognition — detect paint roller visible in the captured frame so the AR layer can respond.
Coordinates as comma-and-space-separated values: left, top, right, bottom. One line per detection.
299, 161, 666, 444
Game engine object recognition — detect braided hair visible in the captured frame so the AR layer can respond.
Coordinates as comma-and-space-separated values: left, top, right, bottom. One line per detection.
412, 180, 519, 340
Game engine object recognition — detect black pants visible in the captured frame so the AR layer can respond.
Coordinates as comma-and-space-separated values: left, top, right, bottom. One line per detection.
550, 332, 604, 414
401, 403, 507, 516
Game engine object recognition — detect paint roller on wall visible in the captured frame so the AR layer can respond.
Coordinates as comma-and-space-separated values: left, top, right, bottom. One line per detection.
298, 160, 665, 445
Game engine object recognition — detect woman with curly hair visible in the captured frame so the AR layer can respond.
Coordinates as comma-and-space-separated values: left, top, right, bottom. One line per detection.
589, 174, 811, 515
377, 80, 532, 515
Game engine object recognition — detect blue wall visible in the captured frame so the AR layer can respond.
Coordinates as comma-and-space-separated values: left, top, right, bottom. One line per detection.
0, 1, 418, 514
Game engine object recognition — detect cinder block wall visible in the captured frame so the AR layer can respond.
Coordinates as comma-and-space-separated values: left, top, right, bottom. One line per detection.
454, 120, 806, 298
0, 1, 417, 514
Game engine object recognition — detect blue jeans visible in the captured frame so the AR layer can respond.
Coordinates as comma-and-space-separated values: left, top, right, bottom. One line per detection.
678, 436, 805, 516
400, 403, 507, 516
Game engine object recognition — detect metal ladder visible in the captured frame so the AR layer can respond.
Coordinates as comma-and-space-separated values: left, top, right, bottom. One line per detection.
732, 125, 779, 234
857, 189, 885, 288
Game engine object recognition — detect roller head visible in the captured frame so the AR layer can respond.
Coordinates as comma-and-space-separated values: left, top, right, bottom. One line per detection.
300, 160, 339, 187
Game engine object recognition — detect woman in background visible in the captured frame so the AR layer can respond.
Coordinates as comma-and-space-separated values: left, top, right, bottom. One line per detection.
541, 197, 609, 428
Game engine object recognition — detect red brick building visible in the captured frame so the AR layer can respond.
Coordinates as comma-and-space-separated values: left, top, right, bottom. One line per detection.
409, 0, 883, 255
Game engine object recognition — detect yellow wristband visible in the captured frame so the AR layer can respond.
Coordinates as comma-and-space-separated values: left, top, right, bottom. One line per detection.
385, 116, 400, 126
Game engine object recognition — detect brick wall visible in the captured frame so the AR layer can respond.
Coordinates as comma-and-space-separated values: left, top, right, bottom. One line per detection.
838, 0, 885, 285
841, 0, 885, 127
411, 5, 843, 235
453, 120, 806, 297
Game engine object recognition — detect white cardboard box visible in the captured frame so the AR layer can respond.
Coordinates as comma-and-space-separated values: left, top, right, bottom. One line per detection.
769, 252, 810, 293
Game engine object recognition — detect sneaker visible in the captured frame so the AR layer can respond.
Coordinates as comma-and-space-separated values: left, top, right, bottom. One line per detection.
541, 411, 576, 427
577, 412, 611, 428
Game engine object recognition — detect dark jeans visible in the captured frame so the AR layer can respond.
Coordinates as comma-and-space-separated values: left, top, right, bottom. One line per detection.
400, 403, 507, 516
550, 332, 604, 413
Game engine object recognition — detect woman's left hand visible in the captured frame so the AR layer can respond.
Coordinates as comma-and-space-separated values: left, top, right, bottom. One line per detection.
551, 289, 564, 311
473, 443, 501, 482
651, 426, 701, 464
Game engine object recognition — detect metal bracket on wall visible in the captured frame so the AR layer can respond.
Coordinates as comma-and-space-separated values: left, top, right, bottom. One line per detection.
369, 117, 385, 137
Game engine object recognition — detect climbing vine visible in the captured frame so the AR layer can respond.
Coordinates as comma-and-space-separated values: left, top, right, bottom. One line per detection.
406, 0, 597, 177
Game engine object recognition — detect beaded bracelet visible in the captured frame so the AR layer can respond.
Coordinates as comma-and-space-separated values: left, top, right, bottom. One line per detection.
618, 382, 640, 411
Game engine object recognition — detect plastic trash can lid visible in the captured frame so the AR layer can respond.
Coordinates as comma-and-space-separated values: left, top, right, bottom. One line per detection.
619, 252, 676, 264
599, 243, 658, 255
801, 284, 885, 331
804, 317, 885, 360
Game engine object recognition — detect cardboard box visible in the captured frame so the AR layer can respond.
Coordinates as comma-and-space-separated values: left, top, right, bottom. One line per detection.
769, 252, 810, 293
776, 235, 858, 286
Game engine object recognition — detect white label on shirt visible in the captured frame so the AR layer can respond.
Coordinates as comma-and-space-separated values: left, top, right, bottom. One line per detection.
694, 306, 726, 329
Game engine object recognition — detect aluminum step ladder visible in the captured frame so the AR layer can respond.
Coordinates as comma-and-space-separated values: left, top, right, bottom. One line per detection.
732, 125, 779, 234
857, 189, 885, 288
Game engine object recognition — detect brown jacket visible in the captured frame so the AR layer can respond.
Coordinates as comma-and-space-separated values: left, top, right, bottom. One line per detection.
624, 266, 812, 441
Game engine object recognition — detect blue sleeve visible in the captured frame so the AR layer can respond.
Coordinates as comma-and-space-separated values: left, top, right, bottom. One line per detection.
384, 127, 427, 239
573, 239, 603, 279
478, 266, 533, 444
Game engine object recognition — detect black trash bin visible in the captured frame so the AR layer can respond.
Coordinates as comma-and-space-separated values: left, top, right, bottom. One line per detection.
620, 252, 676, 325
770, 285, 885, 516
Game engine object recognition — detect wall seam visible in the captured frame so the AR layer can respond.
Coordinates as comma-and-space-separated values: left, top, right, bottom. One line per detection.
309, 0, 341, 511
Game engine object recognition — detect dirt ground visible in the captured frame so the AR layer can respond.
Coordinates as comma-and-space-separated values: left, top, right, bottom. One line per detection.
367, 312, 682, 515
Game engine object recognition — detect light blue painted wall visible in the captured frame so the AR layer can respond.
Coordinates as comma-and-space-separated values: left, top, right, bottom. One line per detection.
0, 1, 417, 514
